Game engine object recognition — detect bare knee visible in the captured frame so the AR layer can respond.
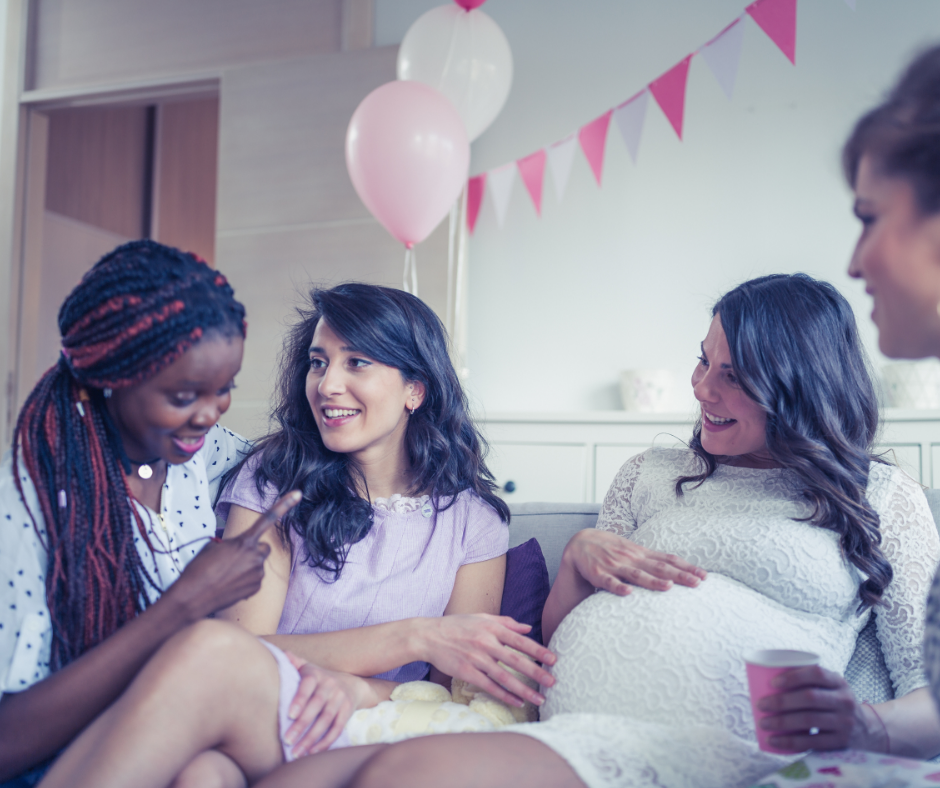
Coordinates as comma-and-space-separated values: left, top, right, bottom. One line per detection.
149, 620, 260, 684
171, 751, 247, 788
352, 743, 424, 788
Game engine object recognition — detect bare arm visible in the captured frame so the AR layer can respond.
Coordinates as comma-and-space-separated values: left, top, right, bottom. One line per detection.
0, 492, 300, 781
427, 555, 505, 688
220, 505, 553, 705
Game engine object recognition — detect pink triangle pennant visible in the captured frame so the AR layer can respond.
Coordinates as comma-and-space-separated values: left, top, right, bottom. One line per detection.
613, 90, 649, 164
746, 0, 797, 65
701, 18, 745, 99
517, 149, 547, 216
467, 173, 486, 235
649, 55, 692, 141
578, 110, 612, 186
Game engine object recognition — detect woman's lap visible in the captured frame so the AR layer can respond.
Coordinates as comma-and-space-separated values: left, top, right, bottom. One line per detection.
256, 733, 583, 788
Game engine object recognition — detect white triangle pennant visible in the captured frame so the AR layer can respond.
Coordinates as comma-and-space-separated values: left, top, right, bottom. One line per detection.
701, 18, 745, 100
612, 90, 649, 164
844, 0, 855, 8
488, 163, 517, 228
547, 135, 578, 203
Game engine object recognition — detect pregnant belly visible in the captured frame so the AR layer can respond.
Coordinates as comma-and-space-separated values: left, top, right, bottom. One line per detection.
541, 573, 852, 739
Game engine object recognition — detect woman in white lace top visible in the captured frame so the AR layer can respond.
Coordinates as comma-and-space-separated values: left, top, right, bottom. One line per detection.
255, 274, 940, 788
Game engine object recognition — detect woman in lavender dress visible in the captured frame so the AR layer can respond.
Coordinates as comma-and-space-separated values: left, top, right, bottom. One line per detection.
214, 283, 553, 746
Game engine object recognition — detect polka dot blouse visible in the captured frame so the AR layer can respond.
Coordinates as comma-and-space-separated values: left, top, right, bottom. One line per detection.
0, 423, 248, 698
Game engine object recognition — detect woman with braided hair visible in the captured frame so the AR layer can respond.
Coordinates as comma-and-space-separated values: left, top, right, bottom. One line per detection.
0, 240, 302, 787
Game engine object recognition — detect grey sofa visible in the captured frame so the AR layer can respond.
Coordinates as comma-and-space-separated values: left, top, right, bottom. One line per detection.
508, 488, 940, 705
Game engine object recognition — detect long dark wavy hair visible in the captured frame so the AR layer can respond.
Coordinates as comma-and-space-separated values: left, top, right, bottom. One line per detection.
843, 44, 940, 215
15, 240, 246, 671
228, 283, 508, 578
676, 274, 891, 610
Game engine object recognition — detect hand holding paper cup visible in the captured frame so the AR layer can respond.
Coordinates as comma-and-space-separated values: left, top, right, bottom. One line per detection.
745, 649, 819, 753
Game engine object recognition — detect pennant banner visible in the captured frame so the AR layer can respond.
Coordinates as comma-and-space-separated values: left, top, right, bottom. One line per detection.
746, 0, 797, 65
579, 110, 612, 186
701, 18, 745, 99
467, 0, 823, 231
547, 135, 578, 203
467, 173, 486, 234
613, 90, 649, 164
517, 149, 547, 216
488, 164, 517, 227
649, 55, 692, 140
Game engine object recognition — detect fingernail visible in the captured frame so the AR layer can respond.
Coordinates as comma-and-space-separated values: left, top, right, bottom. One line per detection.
284, 730, 297, 745
288, 705, 299, 719
532, 695, 545, 705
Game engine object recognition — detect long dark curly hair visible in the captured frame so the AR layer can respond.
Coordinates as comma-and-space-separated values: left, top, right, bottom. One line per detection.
15, 239, 246, 671
676, 274, 891, 611
227, 283, 508, 578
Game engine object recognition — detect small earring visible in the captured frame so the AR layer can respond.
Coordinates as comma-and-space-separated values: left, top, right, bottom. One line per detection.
103, 387, 112, 399
409, 397, 416, 415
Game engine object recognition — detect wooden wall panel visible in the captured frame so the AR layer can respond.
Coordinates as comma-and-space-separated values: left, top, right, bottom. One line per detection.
217, 46, 397, 232
45, 105, 147, 238
30, 0, 343, 91
153, 97, 218, 265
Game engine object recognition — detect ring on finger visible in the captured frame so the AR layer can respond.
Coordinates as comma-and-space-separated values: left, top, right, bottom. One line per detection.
809, 727, 820, 736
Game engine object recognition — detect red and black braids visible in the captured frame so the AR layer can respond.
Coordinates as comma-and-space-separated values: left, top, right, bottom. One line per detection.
13, 240, 246, 671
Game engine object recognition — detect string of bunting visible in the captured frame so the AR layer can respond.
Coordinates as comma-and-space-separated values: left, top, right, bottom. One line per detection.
467, 0, 852, 234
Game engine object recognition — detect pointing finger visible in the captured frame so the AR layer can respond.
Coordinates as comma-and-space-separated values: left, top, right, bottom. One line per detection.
240, 491, 301, 545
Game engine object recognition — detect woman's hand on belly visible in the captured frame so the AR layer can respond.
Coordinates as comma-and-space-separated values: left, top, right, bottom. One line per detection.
543, 529, 705, 645
568, 529, 706, 595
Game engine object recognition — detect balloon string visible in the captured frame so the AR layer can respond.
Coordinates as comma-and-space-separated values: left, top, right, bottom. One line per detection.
439, 11, 461, 95
403, 247, 418, 297
447, 196, 460, 334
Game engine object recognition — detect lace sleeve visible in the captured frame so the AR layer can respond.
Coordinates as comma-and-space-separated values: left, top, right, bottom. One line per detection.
870, 465, 940, 698
595, 452, 647, 536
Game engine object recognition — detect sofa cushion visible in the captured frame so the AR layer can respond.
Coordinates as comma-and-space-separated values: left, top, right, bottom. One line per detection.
509, 503, 601, 584
500, 538, 551, 645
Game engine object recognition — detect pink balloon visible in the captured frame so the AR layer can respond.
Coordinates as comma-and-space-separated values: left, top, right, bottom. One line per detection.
346, 81, 470, 248
454, 0, 487, 8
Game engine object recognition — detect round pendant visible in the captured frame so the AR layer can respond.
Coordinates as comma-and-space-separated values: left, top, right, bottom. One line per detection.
137, 464, 154, 480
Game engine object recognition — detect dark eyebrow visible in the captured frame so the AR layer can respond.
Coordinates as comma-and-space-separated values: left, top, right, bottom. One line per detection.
700, 343, 732, 369
308, 345, 362, 354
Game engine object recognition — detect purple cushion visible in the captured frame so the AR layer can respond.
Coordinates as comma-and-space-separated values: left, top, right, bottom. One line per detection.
500, 538, 550, 645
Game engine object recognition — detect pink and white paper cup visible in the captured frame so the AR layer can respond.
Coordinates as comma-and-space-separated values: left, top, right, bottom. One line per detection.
745, 649, 819, 753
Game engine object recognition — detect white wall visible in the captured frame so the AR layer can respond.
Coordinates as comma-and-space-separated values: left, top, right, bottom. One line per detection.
376, 0, 940, 414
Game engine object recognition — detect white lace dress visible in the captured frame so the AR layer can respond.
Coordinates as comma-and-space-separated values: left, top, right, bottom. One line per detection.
507, 448, 939, 788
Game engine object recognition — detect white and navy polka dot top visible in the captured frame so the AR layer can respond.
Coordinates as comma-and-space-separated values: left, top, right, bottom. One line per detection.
0, 423, 248, 698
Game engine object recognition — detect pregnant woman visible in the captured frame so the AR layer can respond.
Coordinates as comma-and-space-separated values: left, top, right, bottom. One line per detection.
256, 273, 940, 788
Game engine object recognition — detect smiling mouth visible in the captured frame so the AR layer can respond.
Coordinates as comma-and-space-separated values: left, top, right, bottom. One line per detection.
172, 434, 206, 454
703, 409, 736, 427
322, 408, 361, 421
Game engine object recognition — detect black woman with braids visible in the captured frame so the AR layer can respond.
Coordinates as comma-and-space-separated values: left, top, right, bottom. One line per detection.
0, 240, 303, 787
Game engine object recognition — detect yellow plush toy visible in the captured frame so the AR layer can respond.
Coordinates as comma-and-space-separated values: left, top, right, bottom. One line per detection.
342, 651, 540, 746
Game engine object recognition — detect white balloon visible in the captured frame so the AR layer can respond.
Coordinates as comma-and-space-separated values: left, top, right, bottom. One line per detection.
397, 4, 513, 142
